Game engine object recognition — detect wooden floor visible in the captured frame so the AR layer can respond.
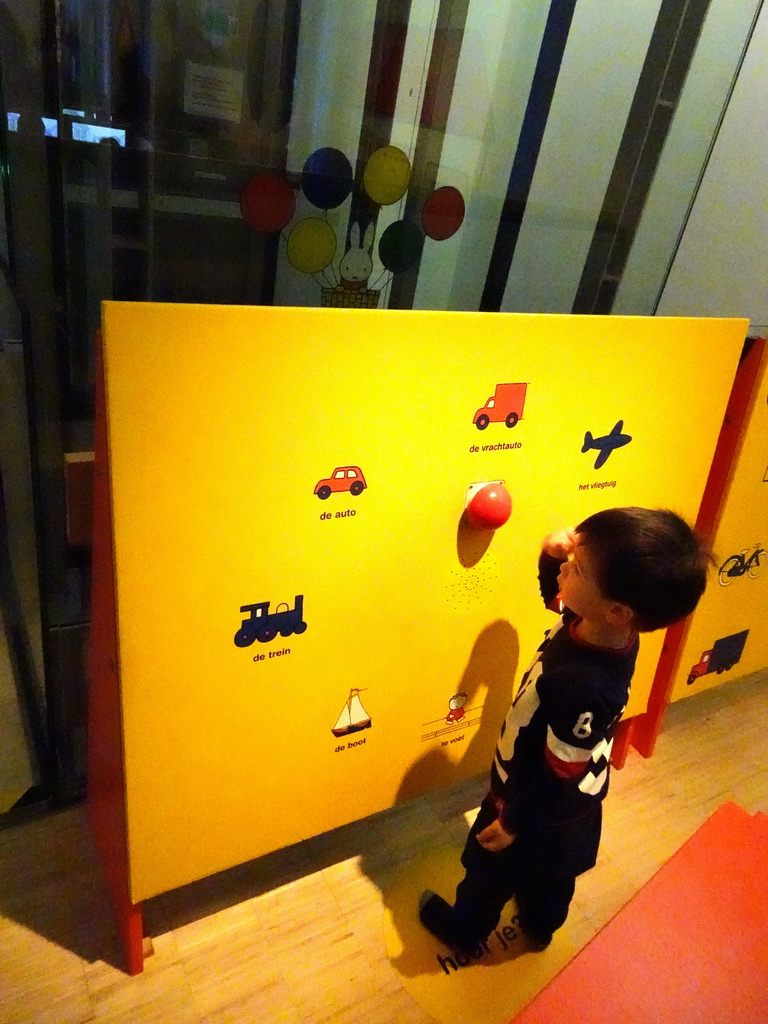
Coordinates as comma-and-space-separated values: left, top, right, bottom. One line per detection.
1, 669, 767, 1024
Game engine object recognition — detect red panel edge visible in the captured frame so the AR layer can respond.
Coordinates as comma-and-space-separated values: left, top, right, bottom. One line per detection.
631, 336, 767, 759
609, 717, 633, 770
87, 332, 144, 975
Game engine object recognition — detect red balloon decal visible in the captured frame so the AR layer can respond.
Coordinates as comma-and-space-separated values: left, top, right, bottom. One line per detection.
240, 173, 296, 233
466, 482, 512, 531
421, 186, 465, 241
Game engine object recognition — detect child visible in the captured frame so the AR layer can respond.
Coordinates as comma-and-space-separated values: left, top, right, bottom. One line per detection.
420, 507, 710, 951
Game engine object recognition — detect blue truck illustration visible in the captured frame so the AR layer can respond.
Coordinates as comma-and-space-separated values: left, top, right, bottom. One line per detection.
687, 629, 748, 685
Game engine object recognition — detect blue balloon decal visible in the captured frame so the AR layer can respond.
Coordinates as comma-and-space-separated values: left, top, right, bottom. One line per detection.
301, 148, 354, 210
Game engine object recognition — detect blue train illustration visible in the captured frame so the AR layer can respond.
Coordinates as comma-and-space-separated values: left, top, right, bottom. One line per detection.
234, 595, 307, 646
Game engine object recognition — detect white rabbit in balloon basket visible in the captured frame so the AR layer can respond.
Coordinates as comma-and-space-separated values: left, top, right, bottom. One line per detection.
339, 221, 375, 291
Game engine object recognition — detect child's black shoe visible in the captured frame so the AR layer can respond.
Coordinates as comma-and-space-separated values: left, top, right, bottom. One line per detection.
418, 890, 478, 955
518, 920, 552, 951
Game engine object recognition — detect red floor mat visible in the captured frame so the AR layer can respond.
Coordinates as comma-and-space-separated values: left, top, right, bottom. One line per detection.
513, 803, 768, 1024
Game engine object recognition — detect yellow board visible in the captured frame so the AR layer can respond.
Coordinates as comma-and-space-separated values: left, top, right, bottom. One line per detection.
101, 303, 746, 902
671, 343, 768, 702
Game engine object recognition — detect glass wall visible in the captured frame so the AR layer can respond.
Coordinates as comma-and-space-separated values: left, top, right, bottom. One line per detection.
0, 0, 762, 811
1, 39, 47, 815
40, 0, 765, 389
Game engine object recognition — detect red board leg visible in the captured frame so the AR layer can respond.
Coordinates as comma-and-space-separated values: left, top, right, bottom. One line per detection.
121, 902, 145, 976
609, 717, 634, 770
631, 620, 688, 758
87, 333, 145, 974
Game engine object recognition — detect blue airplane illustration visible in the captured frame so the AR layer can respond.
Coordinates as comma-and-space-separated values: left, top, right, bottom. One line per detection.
582, 420, 632, 469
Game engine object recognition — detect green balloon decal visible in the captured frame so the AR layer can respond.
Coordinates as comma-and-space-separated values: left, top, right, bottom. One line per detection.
378, 221, 424, 274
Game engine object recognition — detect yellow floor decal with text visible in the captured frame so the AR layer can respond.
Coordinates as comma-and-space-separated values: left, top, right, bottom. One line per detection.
383, 843, 580, 1024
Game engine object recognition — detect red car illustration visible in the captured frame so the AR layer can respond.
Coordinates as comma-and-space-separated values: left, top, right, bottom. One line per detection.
314, 466, 367, 499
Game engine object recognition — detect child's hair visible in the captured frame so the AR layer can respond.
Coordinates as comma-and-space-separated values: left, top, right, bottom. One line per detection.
575, 507, 711, 632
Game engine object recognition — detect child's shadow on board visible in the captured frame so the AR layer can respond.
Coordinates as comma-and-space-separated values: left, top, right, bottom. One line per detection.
359, 618, 520, 978
392, 618, 518, 803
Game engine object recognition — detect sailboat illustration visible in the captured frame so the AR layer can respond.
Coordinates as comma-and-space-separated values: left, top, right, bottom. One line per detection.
331, 688, 372, 738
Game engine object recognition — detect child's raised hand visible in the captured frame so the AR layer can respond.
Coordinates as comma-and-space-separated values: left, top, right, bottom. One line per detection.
476, 818, 515, 852
542, 528, 576, 560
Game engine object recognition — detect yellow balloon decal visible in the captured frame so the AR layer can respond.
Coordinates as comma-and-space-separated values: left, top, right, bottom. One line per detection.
287, 218, 337, 274
363, 146, 412, 206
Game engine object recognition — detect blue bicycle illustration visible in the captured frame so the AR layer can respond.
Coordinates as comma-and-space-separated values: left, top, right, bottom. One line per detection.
718, 544, 767, 586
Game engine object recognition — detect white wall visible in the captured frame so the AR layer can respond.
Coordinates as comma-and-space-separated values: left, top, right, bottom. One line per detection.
274, 0, 378, 307
500, 0, 662, 314
657, 3, 768, 327
614, 0, 761, 316
414, 0, 551, 312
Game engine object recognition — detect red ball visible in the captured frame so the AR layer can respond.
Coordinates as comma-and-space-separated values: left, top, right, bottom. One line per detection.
466, 483, 512, 531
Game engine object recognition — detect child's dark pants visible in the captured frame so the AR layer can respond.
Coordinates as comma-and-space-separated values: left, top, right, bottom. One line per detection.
452, 794, 600, 947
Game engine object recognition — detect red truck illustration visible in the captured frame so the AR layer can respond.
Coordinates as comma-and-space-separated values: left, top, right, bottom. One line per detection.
314, 466, 367, 499
473, 382, 527, 429
687, 629, 749, 685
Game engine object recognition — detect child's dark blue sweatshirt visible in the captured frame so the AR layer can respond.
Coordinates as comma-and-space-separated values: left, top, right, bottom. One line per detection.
489, 553, 637, 837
